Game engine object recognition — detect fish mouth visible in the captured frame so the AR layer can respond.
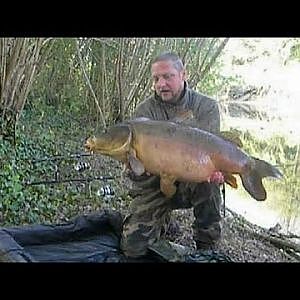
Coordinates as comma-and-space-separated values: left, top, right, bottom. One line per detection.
84, 142, 94, 153
85, 129, 132, 156
85, 143, 126, 155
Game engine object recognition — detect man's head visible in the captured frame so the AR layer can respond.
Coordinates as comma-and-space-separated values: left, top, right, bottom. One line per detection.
151, 52, 186, 103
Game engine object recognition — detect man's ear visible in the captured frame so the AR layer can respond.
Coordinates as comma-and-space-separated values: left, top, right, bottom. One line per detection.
151, 82, 155, 91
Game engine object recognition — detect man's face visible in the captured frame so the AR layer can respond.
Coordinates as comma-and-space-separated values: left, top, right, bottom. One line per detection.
151, 60, 186, 103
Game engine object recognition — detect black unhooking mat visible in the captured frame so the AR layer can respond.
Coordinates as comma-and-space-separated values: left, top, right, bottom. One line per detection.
0, 209, 232, 263
0, 210, 168, 263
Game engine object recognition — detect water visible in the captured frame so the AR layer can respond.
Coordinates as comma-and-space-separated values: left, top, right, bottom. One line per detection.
219, 38, 300, 238
225, 188, 300, 236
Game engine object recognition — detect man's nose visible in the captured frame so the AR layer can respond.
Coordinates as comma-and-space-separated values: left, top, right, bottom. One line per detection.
157, 77, 167, 87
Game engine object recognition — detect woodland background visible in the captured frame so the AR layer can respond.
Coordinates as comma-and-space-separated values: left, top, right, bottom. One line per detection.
0, 38, 299, 240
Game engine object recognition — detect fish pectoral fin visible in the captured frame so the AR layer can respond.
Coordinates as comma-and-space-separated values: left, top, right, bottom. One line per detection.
128, 149, 145, 176
160, 173, 177, 199
224, 173, 238, 189
219, 130, 243, 148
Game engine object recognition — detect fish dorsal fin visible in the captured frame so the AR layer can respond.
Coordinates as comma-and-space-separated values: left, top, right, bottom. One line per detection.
172, 110, 194, 123
128, 148, 145, 176
172, 111, 243, 148
219, 130, 243, 148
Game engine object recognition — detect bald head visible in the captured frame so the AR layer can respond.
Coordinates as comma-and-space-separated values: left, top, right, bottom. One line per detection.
152, 52, 184, 72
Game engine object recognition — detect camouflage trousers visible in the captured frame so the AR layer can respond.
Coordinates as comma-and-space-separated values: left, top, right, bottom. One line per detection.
120, 175, 222, 258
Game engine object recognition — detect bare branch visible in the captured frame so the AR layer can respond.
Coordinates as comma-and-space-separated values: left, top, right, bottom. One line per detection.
117, 38, 124, 121
75, 39, 106, 128
201, 38, 229, 78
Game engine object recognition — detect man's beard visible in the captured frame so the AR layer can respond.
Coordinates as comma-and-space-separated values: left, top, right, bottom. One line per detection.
155, 82, 186, 104
159, 90, 181, 103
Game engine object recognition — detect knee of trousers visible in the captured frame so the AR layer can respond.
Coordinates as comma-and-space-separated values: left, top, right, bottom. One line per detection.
120, 233, 149, 258
120, 218, 161, 258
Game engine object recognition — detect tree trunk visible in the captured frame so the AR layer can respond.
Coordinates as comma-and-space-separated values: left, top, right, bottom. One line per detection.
0, 38, 51, 144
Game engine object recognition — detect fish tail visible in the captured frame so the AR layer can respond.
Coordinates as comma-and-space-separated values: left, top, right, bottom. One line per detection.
240, 157, 283, 201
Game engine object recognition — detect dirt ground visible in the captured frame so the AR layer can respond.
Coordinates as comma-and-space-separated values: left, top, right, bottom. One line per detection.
165, 207, 299, 262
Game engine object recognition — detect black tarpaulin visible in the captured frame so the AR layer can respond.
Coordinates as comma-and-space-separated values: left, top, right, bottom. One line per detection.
0, 209, 232, 263
0, 210, 162, 262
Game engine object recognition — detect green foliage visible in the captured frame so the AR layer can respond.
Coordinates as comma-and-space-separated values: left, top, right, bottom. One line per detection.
0, 103, 128, 226
289, 42, 300, 62
197, 66, 242, 97
0, 109, 76, 225
238, 130, 300, 219
241, 131, 297, 165
0, 38, 235, 226
28, 38, 87, 114
0, 134, 52, 225
0, 106, 80, 225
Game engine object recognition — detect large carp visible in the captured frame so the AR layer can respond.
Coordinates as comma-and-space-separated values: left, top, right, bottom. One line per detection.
84, 119, 283, 201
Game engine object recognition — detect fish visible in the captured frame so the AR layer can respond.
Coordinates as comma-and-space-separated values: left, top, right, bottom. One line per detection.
84, 119, 283, 201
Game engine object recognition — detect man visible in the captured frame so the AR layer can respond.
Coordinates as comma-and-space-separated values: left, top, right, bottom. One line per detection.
120, 52, 222, 259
